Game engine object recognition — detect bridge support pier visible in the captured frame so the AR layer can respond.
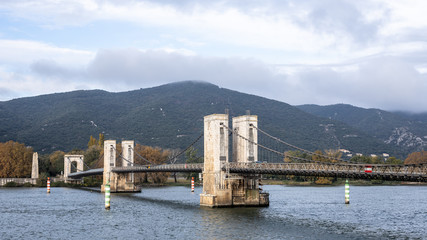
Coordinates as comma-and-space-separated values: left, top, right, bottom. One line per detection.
101, 140, 140, 193
200, 114, 269, 207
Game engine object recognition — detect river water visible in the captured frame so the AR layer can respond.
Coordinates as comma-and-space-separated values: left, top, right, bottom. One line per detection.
0, 185, 426, 239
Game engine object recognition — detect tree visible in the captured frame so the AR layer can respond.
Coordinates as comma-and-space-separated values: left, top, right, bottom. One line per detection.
85, 146, 101, 168
283, 150, 310, 163
312, 149, 342, 184
405, 151, 427, 164
98, 133, 104, 147
350, 155, 373, 164
312, 150, 327, 162
386, 157, 403, 164
38, 154, 50, 176
0, 141, 33, 177
185, 146, 203, 180
324, 149, 342, 163
283, 150, 311, 182
133, 145, 170, 184
312, 149, 341, 163
48, 151, 65, 176
88, 135, 97, 148
168, 148, 181, 182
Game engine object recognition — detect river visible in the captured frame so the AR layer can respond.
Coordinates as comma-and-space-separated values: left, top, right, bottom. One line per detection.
0, 185, 426, 239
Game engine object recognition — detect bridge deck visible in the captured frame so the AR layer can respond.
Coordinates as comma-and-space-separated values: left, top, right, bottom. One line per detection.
68, 162, 427, 182
225, 163, 426, 182
68, 168, 104, 178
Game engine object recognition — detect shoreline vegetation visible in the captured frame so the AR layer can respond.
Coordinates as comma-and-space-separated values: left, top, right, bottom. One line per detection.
2, 138, 426, 190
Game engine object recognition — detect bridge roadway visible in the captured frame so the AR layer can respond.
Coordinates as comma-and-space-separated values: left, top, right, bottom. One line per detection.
68, 162, 427, 182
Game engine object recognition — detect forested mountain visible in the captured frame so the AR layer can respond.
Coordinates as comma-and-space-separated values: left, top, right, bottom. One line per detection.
297, 104, 427, 155
0, 81, 400, 158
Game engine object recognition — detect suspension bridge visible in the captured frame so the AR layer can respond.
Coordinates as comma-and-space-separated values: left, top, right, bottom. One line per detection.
63, 113, 426, 207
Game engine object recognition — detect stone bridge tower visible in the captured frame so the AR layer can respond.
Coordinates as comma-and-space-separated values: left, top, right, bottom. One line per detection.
102, 140, 138, 193
200, 114, 230, 207
200, 114, 269, 207
102, 140, 116, 192
31, 152, 39, 180
121, 140, 135, 188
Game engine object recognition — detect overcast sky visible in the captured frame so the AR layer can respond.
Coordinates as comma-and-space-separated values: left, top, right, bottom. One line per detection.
1, 0, 426, 112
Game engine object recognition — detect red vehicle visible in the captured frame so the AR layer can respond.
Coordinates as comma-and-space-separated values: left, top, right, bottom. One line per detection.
364, 165, 372, 173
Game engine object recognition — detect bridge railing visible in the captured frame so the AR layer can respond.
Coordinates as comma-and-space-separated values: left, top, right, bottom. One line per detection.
224, 162, 426, 174
67, 162, 426, 182
112, 163, 204, 173
222, 162, 427, 182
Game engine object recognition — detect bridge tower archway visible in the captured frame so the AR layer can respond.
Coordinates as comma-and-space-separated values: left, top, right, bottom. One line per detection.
64, 155, 84, 183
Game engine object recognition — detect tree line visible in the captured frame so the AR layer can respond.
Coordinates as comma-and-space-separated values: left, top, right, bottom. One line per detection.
2, 137, 425, 184
0, 134, 194, 184
0, 141, 33, 178
282, 149, 410, 184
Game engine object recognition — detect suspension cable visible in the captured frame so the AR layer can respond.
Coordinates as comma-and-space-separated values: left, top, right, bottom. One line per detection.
130, 146, 157, 165
111, 145, 146, 167
92, 152, 104, 168
82, 158, 92, 170
221, 123, 325, 164
251, 124, 427, 166
251, 124, 348, 163
167, 133, 204, 162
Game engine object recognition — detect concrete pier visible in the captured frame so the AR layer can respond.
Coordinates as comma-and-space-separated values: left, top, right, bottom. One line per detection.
200, 114, 269, 207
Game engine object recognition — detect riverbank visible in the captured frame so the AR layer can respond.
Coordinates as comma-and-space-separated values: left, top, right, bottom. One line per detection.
2, 177, 425, 188
263, 179, 427, 186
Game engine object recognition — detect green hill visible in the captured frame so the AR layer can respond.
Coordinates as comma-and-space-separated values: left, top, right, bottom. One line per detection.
0, 81, 399, 158
297, 104, 427, 156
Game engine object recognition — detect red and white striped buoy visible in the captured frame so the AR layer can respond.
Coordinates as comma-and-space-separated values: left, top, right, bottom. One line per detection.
191, 177, 195, 192
47, 177, 51, 194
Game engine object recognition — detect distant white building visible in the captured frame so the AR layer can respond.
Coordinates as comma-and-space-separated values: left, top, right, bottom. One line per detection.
356, 153, 363, 156
339, 149, 351, 153
370, 154, 377, 158
382, 153, 389, 158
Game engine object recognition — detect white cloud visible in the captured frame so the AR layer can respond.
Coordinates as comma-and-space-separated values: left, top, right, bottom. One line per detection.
378, 0, 427, 36
1, 0, 427, 113
0, 67, 76, 100
0, 39, 94, 100
0, 39, 93, 67
84, 48, 279, 92
24, 48, 427, 112
284, 56, 427, 112
0, 0, 382, 63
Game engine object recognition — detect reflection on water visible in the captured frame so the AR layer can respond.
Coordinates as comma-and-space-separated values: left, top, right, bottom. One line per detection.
0, 185, 425, 239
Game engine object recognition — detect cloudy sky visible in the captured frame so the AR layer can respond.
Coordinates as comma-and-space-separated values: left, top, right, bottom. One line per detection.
1, 0, 426, 112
